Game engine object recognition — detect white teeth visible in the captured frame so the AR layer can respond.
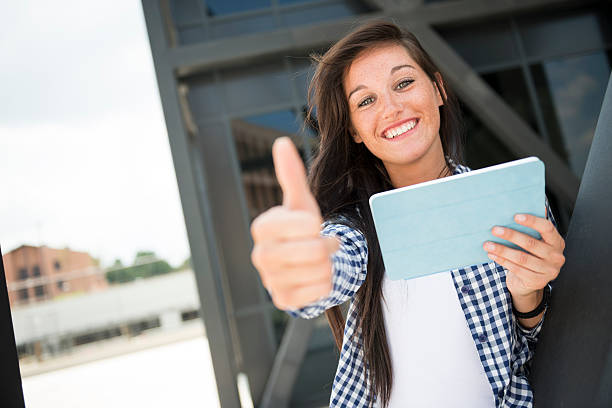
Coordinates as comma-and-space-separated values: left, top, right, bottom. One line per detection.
384, 120, 417, 139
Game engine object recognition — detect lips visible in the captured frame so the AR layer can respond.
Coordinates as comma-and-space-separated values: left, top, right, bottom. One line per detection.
381, 118, 419, 140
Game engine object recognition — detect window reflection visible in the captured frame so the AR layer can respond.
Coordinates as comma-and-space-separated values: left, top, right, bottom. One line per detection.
531, 52, 610, 178
209, 12, 278, 40
172, 0, 373, 44
281, 0, 372, 27
481, 68, 539, 133
231, 110, 307, 221
205, 0, 270, 16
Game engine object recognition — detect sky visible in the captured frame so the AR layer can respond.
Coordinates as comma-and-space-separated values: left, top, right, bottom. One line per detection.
0, 1, 190, 267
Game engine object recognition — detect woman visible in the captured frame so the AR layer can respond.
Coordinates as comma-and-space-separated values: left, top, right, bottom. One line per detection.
250, 21, 565, 407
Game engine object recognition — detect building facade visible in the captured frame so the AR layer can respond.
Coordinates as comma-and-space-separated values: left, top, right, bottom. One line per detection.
3, 245, 107, 307
142, 0, 611, 406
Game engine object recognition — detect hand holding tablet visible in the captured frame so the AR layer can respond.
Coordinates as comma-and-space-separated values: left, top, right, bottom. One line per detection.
369, 157, 546, 280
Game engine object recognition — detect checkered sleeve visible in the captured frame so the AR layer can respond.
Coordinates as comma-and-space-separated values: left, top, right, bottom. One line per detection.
287, 222, 368, 319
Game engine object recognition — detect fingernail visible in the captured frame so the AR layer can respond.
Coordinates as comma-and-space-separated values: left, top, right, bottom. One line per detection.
484, 242, 495, 251
487, 253, 497, 261
492, 226, 504, 235
515, 214, 527, 222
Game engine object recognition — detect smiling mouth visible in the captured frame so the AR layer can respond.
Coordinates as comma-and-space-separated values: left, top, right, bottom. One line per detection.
382, 118, 419, 139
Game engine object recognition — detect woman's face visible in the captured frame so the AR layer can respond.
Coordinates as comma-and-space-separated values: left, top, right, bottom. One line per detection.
343, 43, 445, 174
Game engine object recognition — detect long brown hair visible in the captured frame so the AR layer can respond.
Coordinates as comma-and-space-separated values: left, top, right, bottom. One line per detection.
306, 21, 464, 407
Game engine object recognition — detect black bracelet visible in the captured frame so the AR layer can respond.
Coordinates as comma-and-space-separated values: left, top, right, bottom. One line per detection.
512, 284, 551, 319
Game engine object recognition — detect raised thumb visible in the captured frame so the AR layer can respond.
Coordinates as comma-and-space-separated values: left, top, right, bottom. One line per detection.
272, 137, 321, 216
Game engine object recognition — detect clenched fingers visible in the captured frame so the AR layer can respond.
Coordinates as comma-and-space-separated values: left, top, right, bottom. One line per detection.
488, 254, 550, 291
271, 281, 333, 310
251, 236, 339, 268
261, 262, 333, 292
513, 213, 565, 251
251, 206, 322, 243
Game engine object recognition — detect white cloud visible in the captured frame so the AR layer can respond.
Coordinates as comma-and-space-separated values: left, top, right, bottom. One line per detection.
0, 1, 190, 267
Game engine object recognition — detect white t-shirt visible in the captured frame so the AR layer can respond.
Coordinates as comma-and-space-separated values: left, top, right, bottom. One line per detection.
382, 271, 495, 407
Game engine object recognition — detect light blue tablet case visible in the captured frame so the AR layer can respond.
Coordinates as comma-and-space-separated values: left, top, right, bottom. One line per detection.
369, 157, 545, 280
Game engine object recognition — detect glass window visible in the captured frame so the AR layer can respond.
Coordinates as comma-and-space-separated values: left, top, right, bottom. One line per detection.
32, 265, 41, 277
461, 104, 516, 170
18, 289, 29, 301
34, 285, 46, 298
281, 0, 372, 27
221, 63, 293, 114
481, 68, 539, 133
18, 268, 28, 280
290, 318, 338, 406
54, 260, 61, 270
209, 12, 278, 40
177, 25, 208, 45
244, 110, 303, 135
530, 52, 610, 178
278, 0, 318, 5
170, 0, 204, 26
437, 20, 519, 71
291, 62, 315, 103
518, 12, 607, 60
204, 0, 270, 16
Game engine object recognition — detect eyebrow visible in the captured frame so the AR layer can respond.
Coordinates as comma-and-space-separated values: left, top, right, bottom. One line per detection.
347, 64, 417, 100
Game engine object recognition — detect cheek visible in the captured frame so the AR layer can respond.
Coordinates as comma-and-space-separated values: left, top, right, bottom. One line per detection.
351, 111, 377, 138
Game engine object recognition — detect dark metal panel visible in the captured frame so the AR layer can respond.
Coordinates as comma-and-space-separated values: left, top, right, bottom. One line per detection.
0, 249, 26, 408
189, 107, 277, 403
531, 74, 612, 407
141, 1, 242, 406
170, 0, 582, 77
411, 25, 580, 204
260, 318, 315, 408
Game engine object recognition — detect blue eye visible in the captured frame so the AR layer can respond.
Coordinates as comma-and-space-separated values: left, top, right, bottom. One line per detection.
396, 79, 414, 90
358, 97, 374, 107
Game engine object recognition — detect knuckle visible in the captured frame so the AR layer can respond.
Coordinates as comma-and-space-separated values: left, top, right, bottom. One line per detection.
273, 292, 292, 310
304, 215, 323, 235
250, 246, 263, 268
517, 252, 529, 265
320, 280, 333, 295
525, 237, 538, 250
250, 218, 262, 241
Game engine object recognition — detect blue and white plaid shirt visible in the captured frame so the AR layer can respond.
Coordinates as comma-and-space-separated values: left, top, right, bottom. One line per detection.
289, 164, 556, 408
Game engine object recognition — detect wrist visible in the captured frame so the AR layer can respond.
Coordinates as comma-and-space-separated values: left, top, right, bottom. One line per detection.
512, 289, 543, 313
512, 285, 550, 320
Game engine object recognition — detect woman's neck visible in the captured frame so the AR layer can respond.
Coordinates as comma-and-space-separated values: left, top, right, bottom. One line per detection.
385, 141, 450, 189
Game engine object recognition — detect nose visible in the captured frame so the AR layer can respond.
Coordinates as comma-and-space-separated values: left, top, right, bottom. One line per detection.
381, 92, 402, 121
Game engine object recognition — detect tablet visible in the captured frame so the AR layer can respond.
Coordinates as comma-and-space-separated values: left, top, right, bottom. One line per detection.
369, 157, 545, 280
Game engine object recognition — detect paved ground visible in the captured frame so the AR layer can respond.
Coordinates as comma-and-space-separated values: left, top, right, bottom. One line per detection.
21, 326, 224, 408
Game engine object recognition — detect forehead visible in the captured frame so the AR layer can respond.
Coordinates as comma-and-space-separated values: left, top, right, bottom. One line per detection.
344, 43, 422, 89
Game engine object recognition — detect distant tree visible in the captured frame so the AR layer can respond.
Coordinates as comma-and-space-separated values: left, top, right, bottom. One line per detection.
105, 251, 173, 284
111, 259, 124, 268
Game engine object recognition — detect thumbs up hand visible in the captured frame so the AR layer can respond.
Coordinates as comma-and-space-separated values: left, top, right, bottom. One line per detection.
250, 137, 339, 310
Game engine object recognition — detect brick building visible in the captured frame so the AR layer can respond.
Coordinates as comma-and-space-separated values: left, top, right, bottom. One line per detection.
2, 245, 107, 307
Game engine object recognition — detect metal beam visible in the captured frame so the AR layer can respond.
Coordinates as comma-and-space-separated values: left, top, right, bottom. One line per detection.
170, 0, 582, 77
410, 25, 580, 204
141, 1, 242, 406
530, 73, 612, 407
260, 318, 316, 408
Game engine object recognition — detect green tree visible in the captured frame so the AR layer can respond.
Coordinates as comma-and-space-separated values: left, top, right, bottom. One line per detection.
105, 251, 173, 284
